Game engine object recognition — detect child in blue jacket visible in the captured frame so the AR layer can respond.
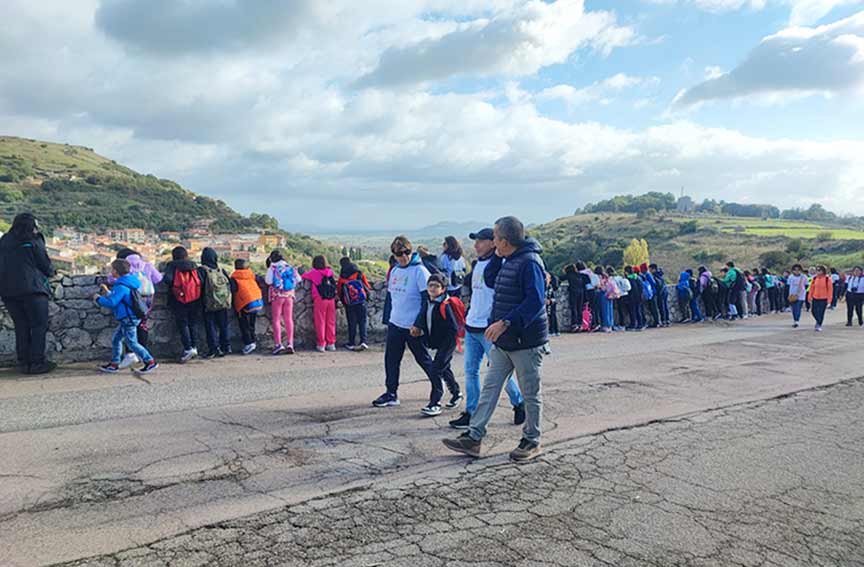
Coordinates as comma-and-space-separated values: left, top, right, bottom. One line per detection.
93, 259, 158, 374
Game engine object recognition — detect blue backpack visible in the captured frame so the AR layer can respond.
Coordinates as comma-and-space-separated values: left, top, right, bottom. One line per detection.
343, 277, 367, 306
272, 264, 296, 291
641, 275, 655, 300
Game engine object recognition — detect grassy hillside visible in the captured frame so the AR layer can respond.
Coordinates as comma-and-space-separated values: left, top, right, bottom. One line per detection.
532, 212, 864, 275
0, 136, 340, 263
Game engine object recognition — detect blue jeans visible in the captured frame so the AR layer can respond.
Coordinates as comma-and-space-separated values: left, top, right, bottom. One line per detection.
599, 295, 614, 329
112, 319, 153, 364
791, 300, 804, 322
464, 331, 523, 415
689, 297, 703, 321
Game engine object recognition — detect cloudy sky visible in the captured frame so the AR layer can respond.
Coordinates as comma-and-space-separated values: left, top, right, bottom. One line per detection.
2, 0, 864, 231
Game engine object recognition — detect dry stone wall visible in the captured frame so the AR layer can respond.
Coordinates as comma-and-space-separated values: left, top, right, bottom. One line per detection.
0, 275, 702, 366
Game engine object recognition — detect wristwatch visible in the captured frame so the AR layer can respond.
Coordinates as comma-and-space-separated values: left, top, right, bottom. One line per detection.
502, 319, 512, 329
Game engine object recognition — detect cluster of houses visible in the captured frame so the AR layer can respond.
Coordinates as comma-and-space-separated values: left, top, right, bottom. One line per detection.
46, 219, 286, 275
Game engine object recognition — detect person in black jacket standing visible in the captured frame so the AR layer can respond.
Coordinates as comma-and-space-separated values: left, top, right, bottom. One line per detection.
0, 213, 56, 374
443, 216, 547, 463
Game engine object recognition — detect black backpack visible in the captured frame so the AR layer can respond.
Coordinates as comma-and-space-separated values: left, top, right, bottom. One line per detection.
317, 275, 337, 300
116, 281, 148, 319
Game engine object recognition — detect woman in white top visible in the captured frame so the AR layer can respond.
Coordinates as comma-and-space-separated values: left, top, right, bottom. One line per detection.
786, 264, 809, 328
440, 236, 467, 298
845, 266, 864, 327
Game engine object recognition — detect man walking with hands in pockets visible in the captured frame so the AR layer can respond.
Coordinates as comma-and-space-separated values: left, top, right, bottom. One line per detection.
443, 216, 548, 463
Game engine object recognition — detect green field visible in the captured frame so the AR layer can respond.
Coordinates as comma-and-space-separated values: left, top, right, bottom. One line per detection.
696, 216, 864, 240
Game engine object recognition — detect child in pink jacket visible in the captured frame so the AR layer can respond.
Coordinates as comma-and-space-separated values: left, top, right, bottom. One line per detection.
301, 256, 337, 352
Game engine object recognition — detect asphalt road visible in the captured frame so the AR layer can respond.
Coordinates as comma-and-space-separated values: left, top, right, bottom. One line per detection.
0, 309, 862, 566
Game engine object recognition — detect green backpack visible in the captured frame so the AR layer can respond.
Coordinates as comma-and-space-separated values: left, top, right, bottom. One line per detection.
202, 266, 231, 312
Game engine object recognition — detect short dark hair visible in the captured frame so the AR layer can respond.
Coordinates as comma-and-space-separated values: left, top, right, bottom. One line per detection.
726, 261, 735, 268
391, 235, 413, 255
593, 265, 604, 276
266, 249, 284, 267
606, 266, 616, 276
427, 273, 447, 287
312, 255, 328, 270
624, 265, 633, 274
792, 264, 803, 270
494, 216, 525, 247
235, 259, 248, 270
111, 258, 131, 276
649, 263, 658, 270
172, 246, 188, 261
574, 261, 586, 271
116, 248, 138, 259
817, 265, 827, 274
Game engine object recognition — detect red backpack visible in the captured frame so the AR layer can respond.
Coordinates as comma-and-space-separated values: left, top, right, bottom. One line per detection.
173, 269, 202, 304
440, 297, 467, 345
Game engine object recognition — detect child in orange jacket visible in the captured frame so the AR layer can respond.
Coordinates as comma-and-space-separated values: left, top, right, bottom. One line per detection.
807, 265, 832, 332
230, 259, 263, 354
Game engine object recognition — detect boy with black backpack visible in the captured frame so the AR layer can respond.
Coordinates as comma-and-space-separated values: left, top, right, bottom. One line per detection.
162, 246, 204, 363
337, 257, 370, 351
94, 259, 158, 374
200, 248, 232, 359
412, 273, 464, 417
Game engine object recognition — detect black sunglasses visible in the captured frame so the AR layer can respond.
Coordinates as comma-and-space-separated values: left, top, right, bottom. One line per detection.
395, 250, 412, 257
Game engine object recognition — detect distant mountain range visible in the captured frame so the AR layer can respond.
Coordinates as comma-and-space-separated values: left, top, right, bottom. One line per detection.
296, 220, 486, 238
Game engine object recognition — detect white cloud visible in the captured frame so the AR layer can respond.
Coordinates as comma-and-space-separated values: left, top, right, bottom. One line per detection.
537, 74, 660, 107
673, 11, 864, 107
787, 0, 864, 25
355, 0, 635, 87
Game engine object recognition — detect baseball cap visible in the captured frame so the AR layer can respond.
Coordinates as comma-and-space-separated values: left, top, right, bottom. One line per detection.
469, 227, 494, 241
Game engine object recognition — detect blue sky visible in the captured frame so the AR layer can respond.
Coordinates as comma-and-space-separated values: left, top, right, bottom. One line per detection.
2, 0, 863, 231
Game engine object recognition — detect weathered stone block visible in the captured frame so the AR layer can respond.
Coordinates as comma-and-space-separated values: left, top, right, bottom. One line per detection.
61, 328, 93, 350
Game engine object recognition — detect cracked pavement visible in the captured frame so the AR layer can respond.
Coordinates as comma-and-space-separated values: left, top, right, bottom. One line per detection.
1, 310, 863, 566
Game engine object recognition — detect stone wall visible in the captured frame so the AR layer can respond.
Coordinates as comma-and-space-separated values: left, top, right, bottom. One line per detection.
0, 275, 725, 366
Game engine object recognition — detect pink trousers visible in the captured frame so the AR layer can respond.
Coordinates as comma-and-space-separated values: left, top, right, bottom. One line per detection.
313, 298, 337, 347
271, 295, 295, 347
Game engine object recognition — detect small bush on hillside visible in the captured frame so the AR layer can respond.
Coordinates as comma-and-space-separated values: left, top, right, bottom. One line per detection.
679, 220, 699, 235
786, 238, 805, 254
693, 250, 725, 263
816, 231, 834, 240
759, 250, 794, 270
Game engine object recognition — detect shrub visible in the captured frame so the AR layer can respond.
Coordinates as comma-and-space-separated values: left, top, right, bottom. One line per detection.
759, 250, 794, 270
693, 250, 725, 263
786, 238, 804, 254
678, 220, 699, 235
816, 231, 834, 240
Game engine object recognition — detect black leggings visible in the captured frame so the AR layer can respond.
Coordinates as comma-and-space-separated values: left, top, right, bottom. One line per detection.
812, 299, 828, 326
847, 293, 864, 325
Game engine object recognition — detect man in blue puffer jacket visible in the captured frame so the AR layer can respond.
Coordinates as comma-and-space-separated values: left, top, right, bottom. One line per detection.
443, 216, 547, 463
93, 259, 158, 374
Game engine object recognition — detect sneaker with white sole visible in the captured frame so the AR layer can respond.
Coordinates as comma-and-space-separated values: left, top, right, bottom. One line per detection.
242, 343, 257, 355
138, 360, 159, 374
357, 343, 369, 351
325, 344, 336, 352
99, 363, 120, 374
509, 438, 542, 463
442, 432, 481, 458
445, 393, 463, 409
421, 404, 442, 417
372, 392, 400, 407
316, 345, 326, 353
180, 348, 198, 363
272, 345, 286, 356
118, 353, 139, 369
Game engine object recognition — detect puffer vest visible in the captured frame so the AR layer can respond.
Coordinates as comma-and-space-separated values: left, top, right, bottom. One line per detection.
491, 245, 548, 351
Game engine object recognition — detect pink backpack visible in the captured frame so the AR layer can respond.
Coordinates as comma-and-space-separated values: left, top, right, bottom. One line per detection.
580, 303, 592, 332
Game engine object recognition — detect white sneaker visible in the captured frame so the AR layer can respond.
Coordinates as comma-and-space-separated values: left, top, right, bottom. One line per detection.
421, 404, 442, 417
316, 345, 326, 353
815, 325, 823, 332
180, 349, 198, 363
325, 344, 336, 352
242, 343, 257, 355
118, 353, 140, 369
358, 343, 369, 351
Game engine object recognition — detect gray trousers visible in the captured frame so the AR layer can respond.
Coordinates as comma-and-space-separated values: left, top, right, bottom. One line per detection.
469, 344, 544, 444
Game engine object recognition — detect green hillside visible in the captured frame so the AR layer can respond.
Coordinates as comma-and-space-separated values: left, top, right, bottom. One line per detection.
532, 212, 864, 275
0, 136, 340, 263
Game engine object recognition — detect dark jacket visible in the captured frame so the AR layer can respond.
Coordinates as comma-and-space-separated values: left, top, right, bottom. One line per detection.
491, 238, 548, 351
162, 259, 203, 309
415, 295, 458, 351
561, 270, 589, 298
420, 254, 443, 275
0, 232, 55, 298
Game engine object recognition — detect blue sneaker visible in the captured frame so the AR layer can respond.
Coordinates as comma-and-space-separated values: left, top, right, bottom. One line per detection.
99, 363, 120, 374
372, 393, 400, 407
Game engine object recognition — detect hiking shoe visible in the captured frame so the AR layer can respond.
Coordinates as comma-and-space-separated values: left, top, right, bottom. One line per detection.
272, 345, 286, 356
372, 392, 400, 407
315, 345, 326, 353
100, 363, 120, 374
421, 404, 442, 417
513, 402, 526, 426
510, 438, 542, 463
445, 393, 463, 409
28, 361, 56, 375
325, 344, 337, 352
180, 348, 198, 363
357, 343, 369, 351
285, 345, 295, 355
793, 322, 800, 328
442, 432, 481, 458
343, 344, 356, 351
138, 360, 159, 374
242, 343, 257, 355
118, 353, 140, 369
449, 412, 471, 429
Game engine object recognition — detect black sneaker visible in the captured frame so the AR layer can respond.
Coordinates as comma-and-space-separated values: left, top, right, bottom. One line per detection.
217, 348, 229, 358
513, 402, 526, 426
442, 432, 481, 458
510, 438, 542, 463
372, 392, 400, 407
445, 393, 463, 409
138, 360, 159, 374
449, 412, 471, 429
203, 351, 219, 360
28, 361, 57, 375
99, 363, 120, 374
421, 404, 442, 417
